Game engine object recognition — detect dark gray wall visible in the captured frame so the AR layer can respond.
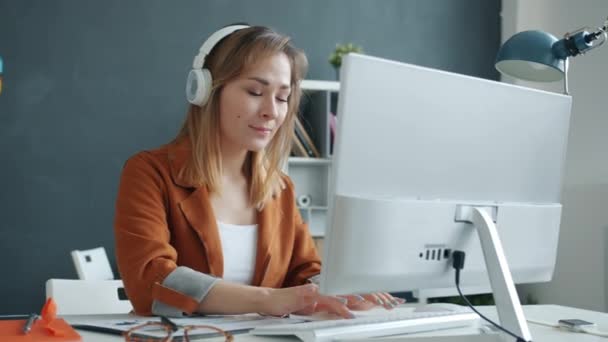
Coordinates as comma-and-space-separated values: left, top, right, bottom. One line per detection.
0, 0, 500, 314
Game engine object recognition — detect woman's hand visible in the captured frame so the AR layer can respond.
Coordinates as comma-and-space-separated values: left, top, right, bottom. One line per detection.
293, 291, 405, 316
259, 284, 353, 319
258, 285, 405, 319
339, 292, 406, 311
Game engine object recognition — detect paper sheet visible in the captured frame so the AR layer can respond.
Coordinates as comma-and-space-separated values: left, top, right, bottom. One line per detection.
70, 313, 308, 340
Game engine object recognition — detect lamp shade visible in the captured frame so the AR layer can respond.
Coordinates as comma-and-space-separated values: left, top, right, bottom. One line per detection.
495, 30, 566, 82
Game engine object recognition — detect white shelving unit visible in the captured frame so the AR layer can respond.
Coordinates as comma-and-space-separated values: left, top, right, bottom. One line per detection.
300, 80, 340, 92
286, 80, 340, 237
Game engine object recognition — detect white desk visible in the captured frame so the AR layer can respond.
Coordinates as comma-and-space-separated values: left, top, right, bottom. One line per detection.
66, 305, 608, 341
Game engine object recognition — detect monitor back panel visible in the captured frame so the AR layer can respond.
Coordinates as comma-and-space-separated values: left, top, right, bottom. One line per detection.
333, 54, 572, 204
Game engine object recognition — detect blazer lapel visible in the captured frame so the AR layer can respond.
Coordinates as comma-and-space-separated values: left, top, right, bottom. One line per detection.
169, 138, 223, 277
179, 186, 224, 278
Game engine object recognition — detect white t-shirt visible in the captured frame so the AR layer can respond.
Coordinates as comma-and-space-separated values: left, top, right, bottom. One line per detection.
217, 221, 258, 285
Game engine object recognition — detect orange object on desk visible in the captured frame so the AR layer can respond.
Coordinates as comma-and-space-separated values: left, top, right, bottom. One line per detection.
0, 298, 82, 341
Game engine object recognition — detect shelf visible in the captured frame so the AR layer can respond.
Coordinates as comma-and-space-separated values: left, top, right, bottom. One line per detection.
298, 206, 328, 211
288, 157, 332, 166
289, 79, 339, 238
301, 80, 340, 92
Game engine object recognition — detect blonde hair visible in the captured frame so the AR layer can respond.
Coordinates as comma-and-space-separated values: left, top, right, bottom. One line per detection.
176, 26, 308, 209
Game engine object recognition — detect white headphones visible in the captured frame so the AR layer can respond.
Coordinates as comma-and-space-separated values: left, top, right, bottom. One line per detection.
186, 24, 250, 106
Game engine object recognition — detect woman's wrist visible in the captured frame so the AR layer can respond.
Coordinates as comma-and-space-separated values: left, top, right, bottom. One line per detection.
253, 286, 274, 314
197, 281, 274, 315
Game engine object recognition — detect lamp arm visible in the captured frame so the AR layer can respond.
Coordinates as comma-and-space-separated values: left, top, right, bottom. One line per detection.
579, 17, 608, 53
585, 17, 608, 45
554, 16, 608, 58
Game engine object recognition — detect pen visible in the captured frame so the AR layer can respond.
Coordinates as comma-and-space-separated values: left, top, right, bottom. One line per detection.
22, 313, 39, 334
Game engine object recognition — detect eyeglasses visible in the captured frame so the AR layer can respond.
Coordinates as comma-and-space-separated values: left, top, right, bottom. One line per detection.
123, 316, 233, 342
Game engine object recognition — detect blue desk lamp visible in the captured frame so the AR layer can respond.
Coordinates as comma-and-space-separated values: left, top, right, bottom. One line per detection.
495, 17, 607, 94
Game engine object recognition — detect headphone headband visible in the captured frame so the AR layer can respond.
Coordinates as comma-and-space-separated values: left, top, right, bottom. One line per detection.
187, 24, 250, 106
192, 24, 250, 69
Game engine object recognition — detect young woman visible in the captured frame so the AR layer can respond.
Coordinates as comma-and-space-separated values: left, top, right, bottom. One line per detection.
114, 24, 404, 318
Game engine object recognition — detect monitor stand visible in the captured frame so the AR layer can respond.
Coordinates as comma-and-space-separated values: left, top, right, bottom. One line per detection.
429, 205, 532, 342
464, 205, 532, 342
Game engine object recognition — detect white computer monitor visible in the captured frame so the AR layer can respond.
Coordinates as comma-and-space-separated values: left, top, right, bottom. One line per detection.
320, 53, 571, 300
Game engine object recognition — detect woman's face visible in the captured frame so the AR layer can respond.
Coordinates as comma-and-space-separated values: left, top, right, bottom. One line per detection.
218, 52, 292, 153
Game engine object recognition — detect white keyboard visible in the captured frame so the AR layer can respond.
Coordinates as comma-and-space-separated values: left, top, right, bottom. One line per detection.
251, 308, 480, 342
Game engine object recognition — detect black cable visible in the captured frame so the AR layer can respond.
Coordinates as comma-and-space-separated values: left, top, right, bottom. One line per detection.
451, 250, 528, 342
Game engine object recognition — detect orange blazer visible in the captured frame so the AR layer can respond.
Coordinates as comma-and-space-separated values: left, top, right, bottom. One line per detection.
114, 138, 321, 315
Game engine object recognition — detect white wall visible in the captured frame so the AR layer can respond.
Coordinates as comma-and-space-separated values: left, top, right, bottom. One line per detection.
502, 0, 608, 311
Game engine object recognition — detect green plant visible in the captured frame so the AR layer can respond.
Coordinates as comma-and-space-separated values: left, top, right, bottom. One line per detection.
329, 43, 364, 69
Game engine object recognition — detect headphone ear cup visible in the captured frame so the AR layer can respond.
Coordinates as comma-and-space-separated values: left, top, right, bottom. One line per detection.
186, 68, 213, 106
